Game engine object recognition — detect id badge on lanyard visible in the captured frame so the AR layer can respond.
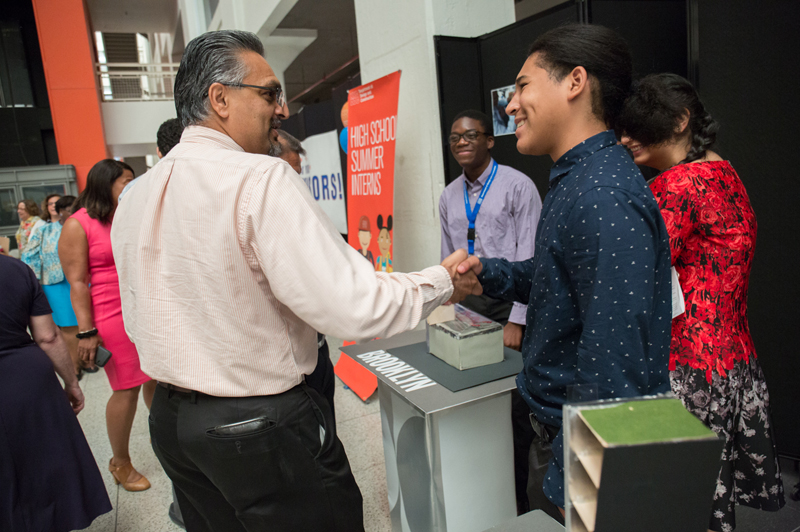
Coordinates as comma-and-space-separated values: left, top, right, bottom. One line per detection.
464, 160, 498, 255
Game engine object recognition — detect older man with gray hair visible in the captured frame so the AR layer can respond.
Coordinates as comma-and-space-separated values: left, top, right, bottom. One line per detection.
111, 30, 479, 531
274, 129, 305, 173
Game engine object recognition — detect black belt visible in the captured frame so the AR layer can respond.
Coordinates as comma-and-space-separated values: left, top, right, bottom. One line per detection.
157, 381, 196, 395
529, 413, 559, 443
157, 381, 306, 397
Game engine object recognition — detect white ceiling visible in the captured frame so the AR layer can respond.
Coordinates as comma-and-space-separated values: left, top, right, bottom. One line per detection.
87, 0, 180, 34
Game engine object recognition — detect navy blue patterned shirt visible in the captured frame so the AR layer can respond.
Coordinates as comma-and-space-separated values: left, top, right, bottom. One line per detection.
478, 130, 672, 506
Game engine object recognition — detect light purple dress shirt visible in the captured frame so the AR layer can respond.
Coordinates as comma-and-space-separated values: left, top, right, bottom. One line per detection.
439, 158, 542, 325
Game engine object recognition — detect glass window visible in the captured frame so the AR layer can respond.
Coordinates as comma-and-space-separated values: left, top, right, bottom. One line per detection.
20, 183, 68, 213
0, 188, 18, 228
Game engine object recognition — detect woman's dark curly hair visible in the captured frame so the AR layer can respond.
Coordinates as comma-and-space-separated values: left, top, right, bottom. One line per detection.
616, 73, 719, 164
73, 159, 134, 224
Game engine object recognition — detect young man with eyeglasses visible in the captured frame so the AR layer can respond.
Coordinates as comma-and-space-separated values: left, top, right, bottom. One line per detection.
440, 110, 541, 340
438, 109, 542, 514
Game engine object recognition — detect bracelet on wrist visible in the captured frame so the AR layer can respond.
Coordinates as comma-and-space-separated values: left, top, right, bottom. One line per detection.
76, 328, 98, 339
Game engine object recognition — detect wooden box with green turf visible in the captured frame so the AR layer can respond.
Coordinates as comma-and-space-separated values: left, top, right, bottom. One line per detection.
563, 396, 723, 532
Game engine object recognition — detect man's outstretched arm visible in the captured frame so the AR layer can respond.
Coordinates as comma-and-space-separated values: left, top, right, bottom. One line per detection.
457, 255, 534, 307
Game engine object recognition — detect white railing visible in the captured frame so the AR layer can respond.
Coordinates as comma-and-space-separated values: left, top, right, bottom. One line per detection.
96, 63, 180, 102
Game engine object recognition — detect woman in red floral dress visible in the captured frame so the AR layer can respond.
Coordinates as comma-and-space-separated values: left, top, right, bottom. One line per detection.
617, 73, 784, 532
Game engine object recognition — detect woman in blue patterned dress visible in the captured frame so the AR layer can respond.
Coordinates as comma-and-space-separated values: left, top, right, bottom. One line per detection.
21, 195, 82, 377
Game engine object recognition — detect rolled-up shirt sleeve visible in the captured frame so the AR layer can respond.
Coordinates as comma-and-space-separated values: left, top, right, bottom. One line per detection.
241, 163, 453, 342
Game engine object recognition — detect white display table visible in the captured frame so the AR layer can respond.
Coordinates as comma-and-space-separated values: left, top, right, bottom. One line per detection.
342, 330, 518, 532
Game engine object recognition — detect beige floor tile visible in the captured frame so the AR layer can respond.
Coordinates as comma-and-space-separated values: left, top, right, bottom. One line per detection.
76, 504, 117, 531
337, 411, 386, 474
355, 462, 392, 532
79, 369, 114, 392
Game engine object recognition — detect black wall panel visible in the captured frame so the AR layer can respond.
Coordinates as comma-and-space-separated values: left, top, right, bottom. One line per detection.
696, 0, 800, 459
478, 3, 576, 199
434, 37, 483, 184
280, 100, 336, 141
0, 0, 56, 168
0, 108, 47, 166
591, 0, 687, 79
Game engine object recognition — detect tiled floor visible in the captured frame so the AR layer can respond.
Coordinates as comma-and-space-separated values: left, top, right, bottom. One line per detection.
73, 338, 800, 532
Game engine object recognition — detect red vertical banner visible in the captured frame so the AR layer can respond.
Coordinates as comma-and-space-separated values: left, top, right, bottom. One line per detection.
346, 71, 401, 272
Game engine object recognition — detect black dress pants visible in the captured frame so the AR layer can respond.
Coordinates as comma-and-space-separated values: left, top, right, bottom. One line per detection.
306, 338, 336, 424
511, 389, 536, 514
149, 383, 364, 532
527, 420, 565, 525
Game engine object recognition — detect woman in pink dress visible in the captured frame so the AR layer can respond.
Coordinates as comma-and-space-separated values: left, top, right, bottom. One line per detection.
60, 159, 155, 492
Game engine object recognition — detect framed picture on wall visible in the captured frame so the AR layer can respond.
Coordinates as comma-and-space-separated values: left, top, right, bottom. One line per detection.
490, 85, 516, 136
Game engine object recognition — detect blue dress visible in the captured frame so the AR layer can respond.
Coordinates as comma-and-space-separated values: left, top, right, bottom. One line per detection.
20, 222, 78, 327
0, 255, 111, 532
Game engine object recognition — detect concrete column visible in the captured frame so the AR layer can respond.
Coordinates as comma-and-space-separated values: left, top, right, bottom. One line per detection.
178, 0, 208, 42
353, 0, 515, 273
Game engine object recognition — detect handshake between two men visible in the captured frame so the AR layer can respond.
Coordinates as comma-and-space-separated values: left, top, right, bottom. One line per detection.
440, 249, 485, 304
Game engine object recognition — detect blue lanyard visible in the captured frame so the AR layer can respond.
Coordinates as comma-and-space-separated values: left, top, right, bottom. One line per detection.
463, 160, 498, 255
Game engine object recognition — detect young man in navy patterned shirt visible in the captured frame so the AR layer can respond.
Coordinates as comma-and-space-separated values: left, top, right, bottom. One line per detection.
456, 24, 672, 522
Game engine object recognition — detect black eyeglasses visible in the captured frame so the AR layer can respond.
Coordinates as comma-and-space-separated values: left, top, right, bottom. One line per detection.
448, 130, 488, 145
214, 83, 286, 107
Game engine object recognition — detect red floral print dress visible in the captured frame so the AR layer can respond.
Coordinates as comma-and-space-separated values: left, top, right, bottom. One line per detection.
650, 161, 784, 532
651, 161, 756, 382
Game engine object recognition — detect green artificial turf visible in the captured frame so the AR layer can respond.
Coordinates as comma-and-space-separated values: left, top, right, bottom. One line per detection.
579, 398, 715, 446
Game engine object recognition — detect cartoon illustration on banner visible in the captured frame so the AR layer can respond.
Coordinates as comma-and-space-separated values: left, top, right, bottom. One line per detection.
357, 215, 374, 264
345, 71, 401, 271
375, 214, 392, 272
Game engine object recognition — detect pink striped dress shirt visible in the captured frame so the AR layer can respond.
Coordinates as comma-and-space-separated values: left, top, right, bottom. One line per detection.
111, 126, 453, 397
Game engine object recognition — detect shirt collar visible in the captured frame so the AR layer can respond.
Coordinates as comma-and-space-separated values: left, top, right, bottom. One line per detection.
181, 125, 246, 152
549, 130, 617, 183
461, 157, 496, 188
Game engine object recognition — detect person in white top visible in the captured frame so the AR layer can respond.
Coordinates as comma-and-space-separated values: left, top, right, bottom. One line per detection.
111, 30, 478, 531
